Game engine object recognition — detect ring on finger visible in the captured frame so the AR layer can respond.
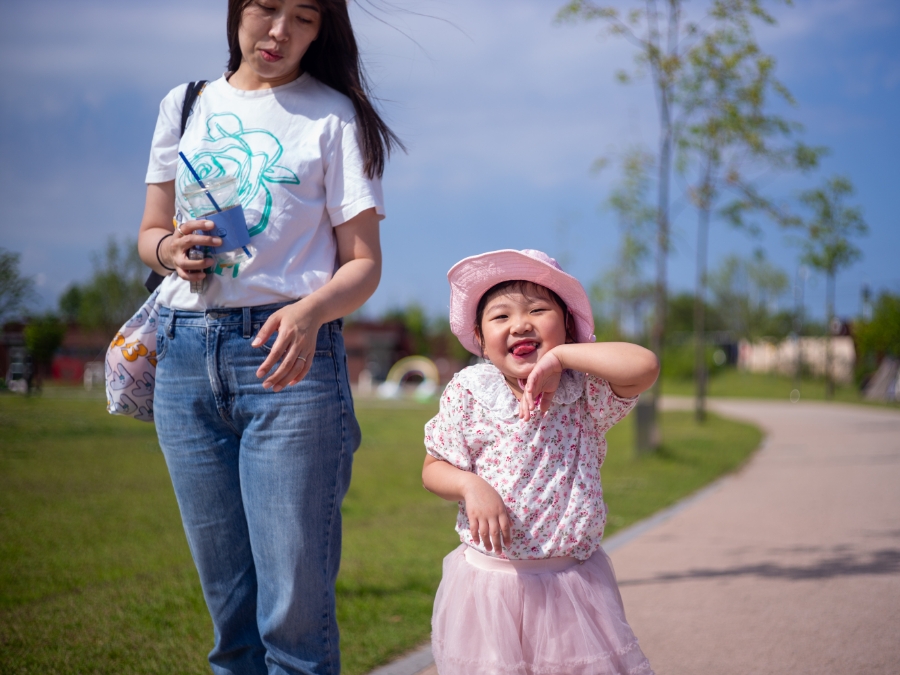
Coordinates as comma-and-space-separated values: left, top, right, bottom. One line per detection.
296, 355, 307, 363
176, 223, 187, 236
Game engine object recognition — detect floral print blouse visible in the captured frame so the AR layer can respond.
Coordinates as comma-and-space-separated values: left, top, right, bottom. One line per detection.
425, 363, 637, 561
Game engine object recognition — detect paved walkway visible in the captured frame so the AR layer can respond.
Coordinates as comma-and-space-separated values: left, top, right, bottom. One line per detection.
377, 399, 900, 675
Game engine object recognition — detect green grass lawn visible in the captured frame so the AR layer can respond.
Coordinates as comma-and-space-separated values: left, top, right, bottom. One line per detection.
0, 390, 760, 675
661, 367, 898, 407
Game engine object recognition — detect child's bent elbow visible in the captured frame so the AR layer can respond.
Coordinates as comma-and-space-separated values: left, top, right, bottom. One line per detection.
647, 352, 661, 380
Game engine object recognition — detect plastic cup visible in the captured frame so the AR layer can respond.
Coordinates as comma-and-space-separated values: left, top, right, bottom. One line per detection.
182, 176, 254, 266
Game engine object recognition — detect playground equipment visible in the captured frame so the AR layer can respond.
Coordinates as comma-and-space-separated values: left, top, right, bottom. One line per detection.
377, 355, 440, 401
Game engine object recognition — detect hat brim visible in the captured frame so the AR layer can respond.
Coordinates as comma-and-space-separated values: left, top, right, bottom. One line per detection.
448, 250, 595, 355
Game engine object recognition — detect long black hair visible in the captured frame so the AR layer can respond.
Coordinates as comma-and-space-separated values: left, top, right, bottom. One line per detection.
226, 0, 404, 179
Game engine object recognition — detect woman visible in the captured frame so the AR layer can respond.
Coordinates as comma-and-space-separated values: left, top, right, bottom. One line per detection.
136, 1, 401, 673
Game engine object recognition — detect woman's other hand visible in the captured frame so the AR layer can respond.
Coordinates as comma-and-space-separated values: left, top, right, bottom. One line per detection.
252, 300, 322, 392
252, 206, 382, 392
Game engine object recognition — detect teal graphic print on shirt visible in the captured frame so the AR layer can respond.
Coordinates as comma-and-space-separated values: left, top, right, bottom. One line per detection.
177, 112, 300, 238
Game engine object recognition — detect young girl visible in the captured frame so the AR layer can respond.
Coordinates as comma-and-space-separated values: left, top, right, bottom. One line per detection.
423, 249, 658, 675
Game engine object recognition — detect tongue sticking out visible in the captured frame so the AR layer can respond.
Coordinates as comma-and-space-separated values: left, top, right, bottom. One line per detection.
512, 343, 537, 357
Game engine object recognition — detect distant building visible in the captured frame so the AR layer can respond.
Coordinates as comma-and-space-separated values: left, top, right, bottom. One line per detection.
343, 319, 468, 391
343, 319, 412, 387
52, 324, 109, 384
738, 336, 856, 384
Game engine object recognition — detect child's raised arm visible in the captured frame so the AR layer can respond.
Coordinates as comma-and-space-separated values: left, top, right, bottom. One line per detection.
521, 342, 660, 417
423, 455, 511, 553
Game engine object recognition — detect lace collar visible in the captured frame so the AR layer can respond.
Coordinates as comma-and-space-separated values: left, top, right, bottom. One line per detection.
456, 363, 585, 419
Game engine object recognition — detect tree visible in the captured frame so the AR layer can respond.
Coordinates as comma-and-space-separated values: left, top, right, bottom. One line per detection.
23, 315, 67, 389
557, 0, 796, 442
604, 148, 656, 339
676, 9, 820, 421
708, 251, 789, 341
383, 303, 430, 356
0, 248, 36, 324
58, 285, 84, 323
798, 175, 867, 399
73, 238, 150, 334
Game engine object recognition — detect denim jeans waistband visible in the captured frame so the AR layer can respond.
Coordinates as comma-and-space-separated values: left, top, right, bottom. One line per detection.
158, 302, 343, 339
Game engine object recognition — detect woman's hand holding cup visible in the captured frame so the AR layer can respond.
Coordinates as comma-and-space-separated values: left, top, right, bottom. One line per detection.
165, 219, 222, 281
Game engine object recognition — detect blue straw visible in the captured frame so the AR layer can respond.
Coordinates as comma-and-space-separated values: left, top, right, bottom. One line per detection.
179, 152, 221, 212
179, 152, 252, 259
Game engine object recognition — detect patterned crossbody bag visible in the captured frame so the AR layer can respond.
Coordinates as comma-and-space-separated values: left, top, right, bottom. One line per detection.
105, 81, 207, 421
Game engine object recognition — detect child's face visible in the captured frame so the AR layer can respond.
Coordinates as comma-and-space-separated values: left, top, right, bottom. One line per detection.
478, 287, 568, 383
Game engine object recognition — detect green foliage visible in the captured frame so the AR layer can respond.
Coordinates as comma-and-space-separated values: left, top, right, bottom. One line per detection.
23, 315, 66, 370
797, 174, 867, 392
799, 175, 868, 279
57, 285, 83, 323
660, 367, 895, 407
556, 0, 805, 407
660, 341, 727, 380
0, 248, 36, 324
66, 237, 150, 334
856, 292, 900, 360
383, 303, 430, 356
665, 292, 723, 338
676, 7, 821, 234
707, 251, 791, 340
1, 393, 762, 674
599, 148, 657, 338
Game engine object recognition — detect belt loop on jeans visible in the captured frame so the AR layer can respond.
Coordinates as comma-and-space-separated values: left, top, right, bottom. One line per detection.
165, 307, 176, 339
242, 307, 251, 339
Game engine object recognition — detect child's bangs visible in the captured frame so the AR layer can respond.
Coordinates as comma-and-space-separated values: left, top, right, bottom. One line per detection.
481, 280, 564, 311
474, 280, 575, 345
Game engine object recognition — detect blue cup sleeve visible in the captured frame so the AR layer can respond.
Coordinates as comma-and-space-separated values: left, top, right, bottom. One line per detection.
207, 206, 251, 254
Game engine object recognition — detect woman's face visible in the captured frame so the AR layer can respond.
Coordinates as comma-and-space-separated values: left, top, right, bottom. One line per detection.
231, 0, 322, 90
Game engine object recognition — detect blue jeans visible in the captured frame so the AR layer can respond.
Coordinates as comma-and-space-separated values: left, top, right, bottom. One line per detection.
154, 303, 360, 675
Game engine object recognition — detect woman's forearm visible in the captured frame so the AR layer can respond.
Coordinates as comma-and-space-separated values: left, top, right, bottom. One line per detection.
139, 226, 176, 275
138, 183, 178, 274
300, 255, 381, 326
295, 208, 382, 325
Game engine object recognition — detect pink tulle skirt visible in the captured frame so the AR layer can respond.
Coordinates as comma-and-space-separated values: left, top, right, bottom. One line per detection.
431, 545, 654, 675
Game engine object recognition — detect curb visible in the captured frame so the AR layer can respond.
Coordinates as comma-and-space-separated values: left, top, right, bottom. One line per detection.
366, 643, 434, 675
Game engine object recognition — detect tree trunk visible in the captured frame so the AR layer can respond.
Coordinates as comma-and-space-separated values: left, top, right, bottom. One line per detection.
638, 85, 672, 456
694, 191, 711, 423
825, 271, 835, 400
637, 1, 681, 456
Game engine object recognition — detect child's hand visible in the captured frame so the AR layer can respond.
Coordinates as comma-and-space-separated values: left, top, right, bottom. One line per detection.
462, 475, 512, 553
519, 350, 563, 419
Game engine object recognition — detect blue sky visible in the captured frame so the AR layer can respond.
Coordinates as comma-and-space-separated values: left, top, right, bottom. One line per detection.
1, 0, 897, 323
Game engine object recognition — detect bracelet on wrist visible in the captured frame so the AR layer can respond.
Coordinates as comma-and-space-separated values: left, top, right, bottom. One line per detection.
156, 233, 175, 271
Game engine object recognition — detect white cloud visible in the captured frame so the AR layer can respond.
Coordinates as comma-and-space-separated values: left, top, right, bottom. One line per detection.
0, 0, 226, 95
0, 0, 895, 319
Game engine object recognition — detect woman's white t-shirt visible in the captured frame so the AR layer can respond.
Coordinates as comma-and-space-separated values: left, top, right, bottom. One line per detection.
146, 74, 385, 310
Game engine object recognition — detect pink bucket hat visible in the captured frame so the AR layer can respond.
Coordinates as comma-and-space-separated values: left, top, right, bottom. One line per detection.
448, 249, 596, 355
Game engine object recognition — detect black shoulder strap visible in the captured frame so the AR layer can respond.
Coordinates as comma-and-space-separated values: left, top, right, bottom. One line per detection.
180, 80, 208, 136
145, 80, 209, 294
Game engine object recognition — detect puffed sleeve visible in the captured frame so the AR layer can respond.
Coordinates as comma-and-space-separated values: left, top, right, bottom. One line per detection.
584, 373, 639, 433
145, 83, 189, 184
424, 375, 473, 471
